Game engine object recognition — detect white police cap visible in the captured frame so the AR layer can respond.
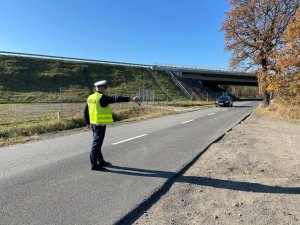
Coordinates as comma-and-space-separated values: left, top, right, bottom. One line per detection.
94, 80, 107, 87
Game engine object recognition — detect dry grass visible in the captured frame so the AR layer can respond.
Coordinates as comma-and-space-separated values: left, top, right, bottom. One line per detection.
0, 103, 176, 147
255, 100, 300, 122
0, 101, 215, 147
0, 114, 86, 146
156, 100, 215, 107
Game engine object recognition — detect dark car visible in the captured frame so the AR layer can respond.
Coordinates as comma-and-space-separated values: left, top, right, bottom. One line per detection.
215, 96, 233, 107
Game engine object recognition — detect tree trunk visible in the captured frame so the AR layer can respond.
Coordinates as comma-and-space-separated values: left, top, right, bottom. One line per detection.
262, 90, 270, 107
260, 59, 270, 107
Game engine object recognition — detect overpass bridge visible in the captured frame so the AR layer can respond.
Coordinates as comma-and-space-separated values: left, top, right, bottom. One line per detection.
0, 51, 257, 86
152, 64, 258, 86
0, 51, 258, 100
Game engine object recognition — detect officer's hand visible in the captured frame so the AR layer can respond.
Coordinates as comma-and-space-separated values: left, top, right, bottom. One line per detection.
86, 124, 91, 130
131, 96, 140, 103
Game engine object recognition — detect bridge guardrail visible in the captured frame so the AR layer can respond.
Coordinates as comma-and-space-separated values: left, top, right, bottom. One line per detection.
0, 51, 255, 76
0, 51, 153, 69
153, 64, 255, 76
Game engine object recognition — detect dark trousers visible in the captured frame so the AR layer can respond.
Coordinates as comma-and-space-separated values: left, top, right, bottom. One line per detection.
90, 124, 106, 168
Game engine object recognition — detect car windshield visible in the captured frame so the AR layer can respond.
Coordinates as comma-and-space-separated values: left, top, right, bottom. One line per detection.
218, 96, 230, 101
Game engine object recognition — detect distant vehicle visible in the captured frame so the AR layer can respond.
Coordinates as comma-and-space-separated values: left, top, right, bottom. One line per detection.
215, 96, 233, 107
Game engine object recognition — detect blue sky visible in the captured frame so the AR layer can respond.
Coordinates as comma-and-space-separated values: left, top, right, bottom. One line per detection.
0, 0, 231, 68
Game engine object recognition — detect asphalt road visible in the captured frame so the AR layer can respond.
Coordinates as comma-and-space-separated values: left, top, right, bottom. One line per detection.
0, 101, 259, 225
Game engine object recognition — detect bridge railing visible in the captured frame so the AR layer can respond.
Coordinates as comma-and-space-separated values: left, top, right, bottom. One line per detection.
0, 51, 153, 69
0, 51, 255, 76
152, 63, 255, 76
167, 71, 193, 100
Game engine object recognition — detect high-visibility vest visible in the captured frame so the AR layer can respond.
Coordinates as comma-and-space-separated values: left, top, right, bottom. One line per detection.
87, 92, 114, 125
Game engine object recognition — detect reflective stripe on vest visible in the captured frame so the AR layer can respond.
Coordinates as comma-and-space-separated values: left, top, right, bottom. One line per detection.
87, 92, 114, 124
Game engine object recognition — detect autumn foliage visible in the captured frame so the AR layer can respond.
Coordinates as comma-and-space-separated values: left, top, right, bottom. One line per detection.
221, 0, 299, 107
275, 8, 300, 104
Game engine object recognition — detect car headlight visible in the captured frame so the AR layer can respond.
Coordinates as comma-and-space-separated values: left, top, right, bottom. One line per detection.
225, 101, 228, 103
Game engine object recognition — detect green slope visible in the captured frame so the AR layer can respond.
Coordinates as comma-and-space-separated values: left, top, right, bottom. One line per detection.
0, 55, 185, 103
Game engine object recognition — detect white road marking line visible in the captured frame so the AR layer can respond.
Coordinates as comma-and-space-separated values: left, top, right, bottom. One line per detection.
222, 109, 228, 111
112, 134, 147, 145
181, 119, 194, 124
208, 113, 215, 116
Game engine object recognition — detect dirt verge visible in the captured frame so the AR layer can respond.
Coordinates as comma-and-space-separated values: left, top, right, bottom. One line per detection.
134, 113, 300, 225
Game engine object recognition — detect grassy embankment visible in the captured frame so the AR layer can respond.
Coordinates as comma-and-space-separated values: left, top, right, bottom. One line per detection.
0, 55, 186, 103
0, 55, 214, 146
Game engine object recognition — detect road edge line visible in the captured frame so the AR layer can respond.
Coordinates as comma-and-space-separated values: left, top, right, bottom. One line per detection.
114, 111, 253, 225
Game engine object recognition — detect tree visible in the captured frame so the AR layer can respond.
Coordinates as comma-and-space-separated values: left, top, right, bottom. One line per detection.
221, 0, 299, 107
275, 8, 300, 104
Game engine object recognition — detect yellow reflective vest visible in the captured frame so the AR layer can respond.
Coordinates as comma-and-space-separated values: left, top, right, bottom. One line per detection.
87, 92, 114, 125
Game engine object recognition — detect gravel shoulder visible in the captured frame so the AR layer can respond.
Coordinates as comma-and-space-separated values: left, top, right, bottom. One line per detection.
134, 113, 300, 225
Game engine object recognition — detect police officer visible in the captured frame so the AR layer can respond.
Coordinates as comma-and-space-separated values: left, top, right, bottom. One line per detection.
84, 80, 140, 171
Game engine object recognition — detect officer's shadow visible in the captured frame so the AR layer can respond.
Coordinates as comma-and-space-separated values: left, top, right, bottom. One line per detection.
106, 165, 300, 195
